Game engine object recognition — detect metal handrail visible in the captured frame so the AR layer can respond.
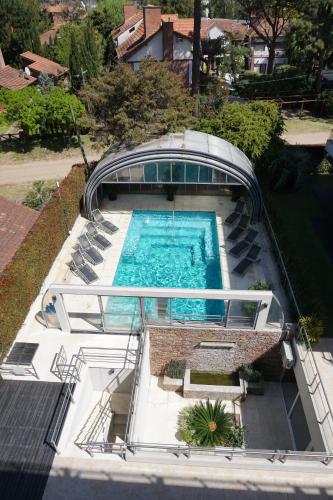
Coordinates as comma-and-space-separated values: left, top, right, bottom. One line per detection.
262, 203, 333, 449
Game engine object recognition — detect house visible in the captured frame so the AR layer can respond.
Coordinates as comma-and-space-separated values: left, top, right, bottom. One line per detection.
0, 196, 39, 276
113, 5, 208, 86
0, 49, 36, 90
204, 18, 249, 42
20, 51, 68, 82
247, 20, 288, 73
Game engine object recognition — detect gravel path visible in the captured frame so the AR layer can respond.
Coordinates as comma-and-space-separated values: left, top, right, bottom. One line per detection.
282, 130, 331, 145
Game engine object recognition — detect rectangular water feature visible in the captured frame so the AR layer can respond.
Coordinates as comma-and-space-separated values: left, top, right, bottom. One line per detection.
109, 211, 224, 324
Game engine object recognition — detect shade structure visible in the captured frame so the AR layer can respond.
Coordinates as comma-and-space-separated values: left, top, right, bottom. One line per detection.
84, 130, 263, 223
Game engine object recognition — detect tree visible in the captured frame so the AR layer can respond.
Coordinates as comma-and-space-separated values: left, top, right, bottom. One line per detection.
219, 36, 249, 81
192, 0, 202, 96
0, 0, 49, 65
238, 0, 296, 74
94, 0, 127, 26
141, 0, 194, 17
209, 0, 242, 18
79, 57, 195, 145
24, 181, 53, 211
89, 7, 117, 69
287, 1, 333, 93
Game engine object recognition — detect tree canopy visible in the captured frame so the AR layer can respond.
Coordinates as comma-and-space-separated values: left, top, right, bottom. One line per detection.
79, 57, 195, 145
209, 0, 242, 18
3, 87, 84, 136
0, 0, 49, 65
140, 0, 194, 17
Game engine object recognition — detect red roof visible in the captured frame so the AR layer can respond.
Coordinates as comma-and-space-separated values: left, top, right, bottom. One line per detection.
112, 11, 143, 38
0, 197, 39, 275
20, 51, 68, 78
205, 18, 249, 39
0, 66, 36, 90
250, 18, 287, 38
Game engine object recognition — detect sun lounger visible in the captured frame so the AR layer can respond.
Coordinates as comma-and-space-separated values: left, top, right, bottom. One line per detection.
92, 209, 119, 235
232, 244, 261, 276
229, 229, 259, 257
86, 222, 111, 251
78, 234, 103, 265
224, 200, 245, 226
227, 214, 250, 242
69, 250, 98, 284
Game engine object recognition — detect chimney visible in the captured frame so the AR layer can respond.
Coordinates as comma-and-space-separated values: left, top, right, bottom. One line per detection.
0, 48, 5, 70
124, 3, 137, 21
143, 6, 161, 38
162, 21, 173, 61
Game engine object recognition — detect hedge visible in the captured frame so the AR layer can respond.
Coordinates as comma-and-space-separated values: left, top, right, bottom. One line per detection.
0, 165, 86, 358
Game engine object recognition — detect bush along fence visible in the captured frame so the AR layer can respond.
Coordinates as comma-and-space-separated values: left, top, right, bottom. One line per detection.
0, 164, 86, 358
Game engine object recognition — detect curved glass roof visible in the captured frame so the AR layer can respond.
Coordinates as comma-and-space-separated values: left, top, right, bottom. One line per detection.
84, 131, 263, 222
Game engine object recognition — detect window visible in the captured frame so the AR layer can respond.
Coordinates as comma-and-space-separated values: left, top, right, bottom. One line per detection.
129, 26, 135, 33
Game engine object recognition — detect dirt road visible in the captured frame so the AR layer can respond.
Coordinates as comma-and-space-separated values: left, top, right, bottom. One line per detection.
0, 153, 101, 185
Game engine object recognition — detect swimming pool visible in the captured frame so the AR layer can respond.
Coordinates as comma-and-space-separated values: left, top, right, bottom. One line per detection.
109, 211, 223, 323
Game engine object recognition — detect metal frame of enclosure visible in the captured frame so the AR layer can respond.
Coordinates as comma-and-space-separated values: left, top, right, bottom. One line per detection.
84, 131, 263, 223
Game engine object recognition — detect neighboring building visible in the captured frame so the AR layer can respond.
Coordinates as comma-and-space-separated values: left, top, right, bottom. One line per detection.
20, 52, 69, 82
247, 21, 288, 74
113, 5, 208, 86
204, 18, 249, 42
0, 196, 39, 276
0, 49, 37, 90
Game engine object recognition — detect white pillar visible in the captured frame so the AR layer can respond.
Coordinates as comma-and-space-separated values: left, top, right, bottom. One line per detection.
54, 293, 71, 332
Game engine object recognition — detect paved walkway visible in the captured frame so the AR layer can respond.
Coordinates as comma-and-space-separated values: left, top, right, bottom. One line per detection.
0, 153, 101, 185
43, 456, 333, 500
282, 131, 330, 146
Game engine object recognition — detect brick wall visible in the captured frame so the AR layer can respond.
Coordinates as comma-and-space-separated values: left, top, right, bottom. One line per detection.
149, 327, 284, 381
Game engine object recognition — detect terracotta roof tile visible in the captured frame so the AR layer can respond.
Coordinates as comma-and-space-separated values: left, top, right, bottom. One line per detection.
206, 18, 249, 38
0, 197, 39, 275
112, 11, 143, 38
20, 51, 68, 77
0, 66, 36, 90
116, 23, 145, 59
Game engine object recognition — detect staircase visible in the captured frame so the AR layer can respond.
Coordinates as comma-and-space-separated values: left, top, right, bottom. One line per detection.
108, 413, 127, 442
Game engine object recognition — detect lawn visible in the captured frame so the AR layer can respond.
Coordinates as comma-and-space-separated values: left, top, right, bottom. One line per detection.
0, 180, 57, 204
284, 117, 333, 135
267, 175, 333, 335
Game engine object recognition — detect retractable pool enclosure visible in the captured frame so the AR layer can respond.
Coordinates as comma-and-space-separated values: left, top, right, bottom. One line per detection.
84, 131, 263, 223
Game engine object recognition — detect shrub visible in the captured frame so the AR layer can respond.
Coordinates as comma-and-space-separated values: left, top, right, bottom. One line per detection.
299, 316, 324, 344
178, 400, 245, 448
0, 165, 86, 358
268, 148, 309, 192
241, 364, 262, 383
316, 158, 332, 175
165, 359, 186, 379
243, 280, 270, 316
24, 181, 54, 211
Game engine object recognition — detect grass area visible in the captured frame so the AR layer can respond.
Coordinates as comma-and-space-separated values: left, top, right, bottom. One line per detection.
0, 134, 99, 163
0, 180, 57, 203
267, 175, 333, 335
284, 117, 333, 135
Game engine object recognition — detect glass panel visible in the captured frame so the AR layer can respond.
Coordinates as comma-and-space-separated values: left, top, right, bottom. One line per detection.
158, 162, 171, 182
199, 165, 213, 183
172, 162, 185, 182
289, 395, 312, 450
103, 172, 118, 182
226, 300, 259, 329
101, 296, 142, 333
212, 169, 226, 184
62, 294, 102, 332
144, 297, 171, 324
129, 165, 144, 182
226, 174, 241, 184
170, 298, 226, 324
144, 163, 157, 182
282, 382, 299, 413
117, 168, 130, 182
185, 163, 199, 182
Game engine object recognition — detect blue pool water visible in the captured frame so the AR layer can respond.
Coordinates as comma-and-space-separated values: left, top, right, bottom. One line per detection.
109, 211, 223, 322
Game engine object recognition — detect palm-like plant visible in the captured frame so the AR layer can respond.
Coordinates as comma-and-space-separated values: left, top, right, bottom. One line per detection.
183, 400, 233, 447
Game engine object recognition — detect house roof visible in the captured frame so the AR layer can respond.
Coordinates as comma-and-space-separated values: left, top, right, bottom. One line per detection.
0, 65, 37, 90
249, 18, 287, 38
205, 18, 249, 39
0, 197, 39, 275
20, 51, 68, 77
39, 27, 59, 46
112, 11, 143, 39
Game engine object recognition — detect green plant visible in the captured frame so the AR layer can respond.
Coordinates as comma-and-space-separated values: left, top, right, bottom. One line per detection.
299, 316, 324, 344
24, 181, 53, 211
178, 400, 234, 447
165, 359, 186, 379
243, 280, 270, 316
317, 158, 332, 175
241, 364, 262, 383
227, 425, 246, 448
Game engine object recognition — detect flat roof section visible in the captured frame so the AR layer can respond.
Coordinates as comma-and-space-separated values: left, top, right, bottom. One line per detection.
0, 380, 69, 500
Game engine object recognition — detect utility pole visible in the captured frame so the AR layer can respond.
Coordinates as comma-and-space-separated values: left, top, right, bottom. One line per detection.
70, 104, 89, 177
192, 0, 202, 101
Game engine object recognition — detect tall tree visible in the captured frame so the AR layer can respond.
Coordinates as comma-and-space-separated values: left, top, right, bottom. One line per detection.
287, 1, 333, 93
89, 7, 117, 69
0, 0, 49, 65
140, 0, 194, 17
209, 0, 242, 19
192, 0, 202, 96
238, 0, 295, 74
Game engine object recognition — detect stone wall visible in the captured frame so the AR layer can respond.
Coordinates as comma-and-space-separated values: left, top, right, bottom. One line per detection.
149, 327, 284, 381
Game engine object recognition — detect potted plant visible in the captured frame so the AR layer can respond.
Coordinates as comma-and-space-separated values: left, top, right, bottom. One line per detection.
299, 315, 323, 344
163, 359, 186, 392
241, 364, 264, 395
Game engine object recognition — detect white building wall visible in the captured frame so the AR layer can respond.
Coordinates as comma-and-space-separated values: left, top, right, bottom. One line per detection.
128, 31, 164, 63
130, 332, 151, 442
173, 34, 192, 60
117, 20, 142, 46
208, 26, 224, 40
